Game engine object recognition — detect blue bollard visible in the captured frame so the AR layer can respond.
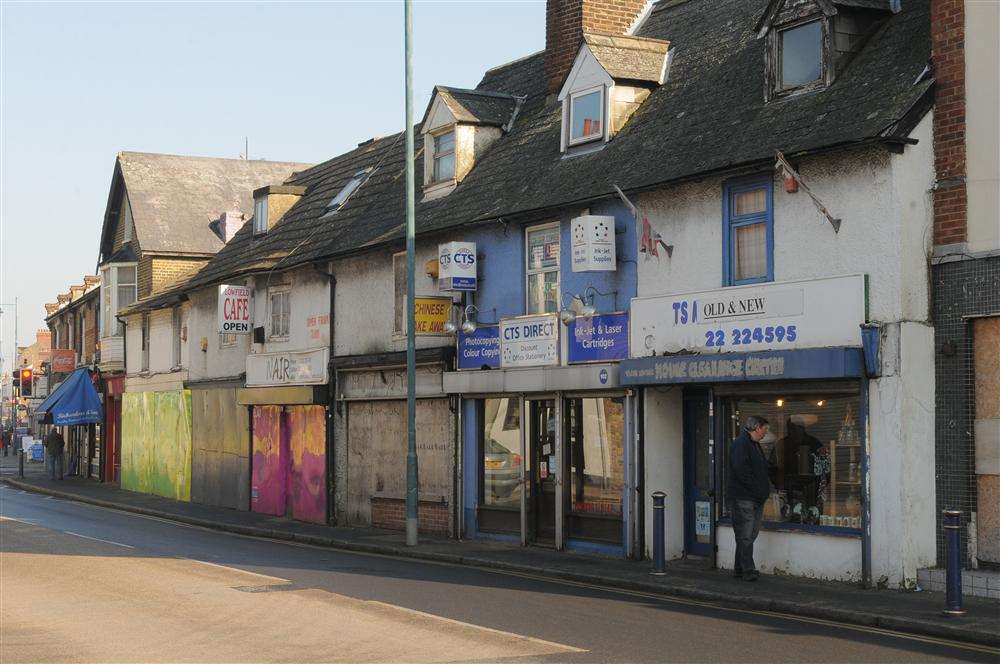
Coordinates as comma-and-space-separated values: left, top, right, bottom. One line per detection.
651, 491, 666, 576
942, 510, 966, 616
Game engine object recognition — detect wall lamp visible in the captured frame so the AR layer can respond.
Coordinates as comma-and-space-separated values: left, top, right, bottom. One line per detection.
444, 304, 494, 335
559, 286, 615, 325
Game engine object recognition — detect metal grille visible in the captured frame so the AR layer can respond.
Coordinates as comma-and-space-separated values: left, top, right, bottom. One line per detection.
931, 254, 1000, 566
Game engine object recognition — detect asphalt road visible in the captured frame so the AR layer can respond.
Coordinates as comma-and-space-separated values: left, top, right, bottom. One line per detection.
1, 484, 995, 663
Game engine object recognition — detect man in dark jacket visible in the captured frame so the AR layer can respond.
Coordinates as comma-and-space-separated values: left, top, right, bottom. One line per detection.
728, 415, 771, 581
44, 428, 65, 480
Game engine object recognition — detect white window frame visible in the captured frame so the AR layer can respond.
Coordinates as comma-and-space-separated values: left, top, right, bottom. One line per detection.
431, 129, 456, 183
567, 85, 606, 147
324, 168, 373, 215
101, 262, 138, 338
253, 195, 268, 236
140, 313, 150, 372
220, 332, 238, 348
269, 289, 290, 340
524, 222, 561, 315
171, 306, 182, 369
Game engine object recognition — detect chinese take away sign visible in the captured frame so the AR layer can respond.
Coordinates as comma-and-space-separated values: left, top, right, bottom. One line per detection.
413, 296, 451, 335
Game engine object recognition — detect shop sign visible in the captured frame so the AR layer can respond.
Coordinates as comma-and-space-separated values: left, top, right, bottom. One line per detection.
218, 284, 253, 334
413, 296, 452, 335
50, 349, 76, 373
500, 313, 559, 368
338, 366, 445, 400
571, 215, 616, 272
457, 325, 500, 370
438, 242, 477, 291
630, 275, 866, 356
568, 312, 629, 363
246, 348, 329, 387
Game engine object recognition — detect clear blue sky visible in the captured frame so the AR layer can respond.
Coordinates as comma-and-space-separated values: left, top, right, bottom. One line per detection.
0, 0, 544, 375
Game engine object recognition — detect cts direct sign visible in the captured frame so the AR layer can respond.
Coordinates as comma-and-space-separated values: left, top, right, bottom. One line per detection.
502, 320, 555, 340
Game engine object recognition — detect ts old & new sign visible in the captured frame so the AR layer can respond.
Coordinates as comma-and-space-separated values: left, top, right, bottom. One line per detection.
218, 285, 253, 334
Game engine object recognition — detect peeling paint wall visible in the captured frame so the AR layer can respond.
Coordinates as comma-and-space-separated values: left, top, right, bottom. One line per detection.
251, 405, 327, 524
121, 390, 192, 501
191, 387, 250, 510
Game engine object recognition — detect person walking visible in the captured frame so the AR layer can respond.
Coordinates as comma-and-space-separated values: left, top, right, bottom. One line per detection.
728, 415, 771, 581
44, 428, 65, 480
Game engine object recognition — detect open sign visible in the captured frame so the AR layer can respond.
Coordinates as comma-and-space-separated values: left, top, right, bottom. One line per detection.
218, 284, 253, 334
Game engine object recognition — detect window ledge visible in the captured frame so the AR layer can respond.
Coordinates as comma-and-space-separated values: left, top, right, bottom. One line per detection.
422, 178, 456, 202
717, 517, 861, 538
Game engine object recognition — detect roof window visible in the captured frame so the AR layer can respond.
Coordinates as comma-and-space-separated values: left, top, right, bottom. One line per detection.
779, 20, 823, 90
253, 195, 268, 236
324, 167, 373, 216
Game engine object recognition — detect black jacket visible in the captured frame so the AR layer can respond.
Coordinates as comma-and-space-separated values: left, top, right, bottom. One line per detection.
728, 430, 771, 505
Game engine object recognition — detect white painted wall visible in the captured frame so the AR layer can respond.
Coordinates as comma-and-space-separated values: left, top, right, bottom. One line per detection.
643, 386, 684, 560
186, 285, 251, 382
333, 244, 454, 358
252, 266, 331, 355
635, 120, 936, 585
965, 0, 1000, 253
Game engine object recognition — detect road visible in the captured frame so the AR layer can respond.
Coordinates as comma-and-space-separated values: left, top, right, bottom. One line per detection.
1, 484, 995, 663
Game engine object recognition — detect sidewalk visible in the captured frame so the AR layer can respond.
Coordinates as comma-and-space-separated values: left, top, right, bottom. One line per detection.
3, 462, 997, 648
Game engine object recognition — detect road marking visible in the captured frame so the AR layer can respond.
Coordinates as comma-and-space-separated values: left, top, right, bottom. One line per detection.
182, 557, 290, 583
365, 600, 587, 653
64, 531, 135, 549
0, 516, 36, 525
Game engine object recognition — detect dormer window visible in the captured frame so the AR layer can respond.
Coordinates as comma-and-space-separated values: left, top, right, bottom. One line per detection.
568, 87, 604, 146
778, 20, 824, 91
432, 131, 455, 183
253, 195, 268, 235
324, 167, 373, 216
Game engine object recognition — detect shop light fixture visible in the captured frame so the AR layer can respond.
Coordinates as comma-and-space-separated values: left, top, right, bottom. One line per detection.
776, 399, 784, 407
446, 304, 495, 335
816, 400, 825, 407
559, 286, 611, 325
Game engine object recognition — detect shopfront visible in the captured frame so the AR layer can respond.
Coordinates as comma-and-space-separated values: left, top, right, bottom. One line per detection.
623, 275, 876, 582
446, 311, 637, 557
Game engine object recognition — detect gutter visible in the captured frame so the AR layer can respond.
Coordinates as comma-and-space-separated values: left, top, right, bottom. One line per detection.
313, 262, 337, 526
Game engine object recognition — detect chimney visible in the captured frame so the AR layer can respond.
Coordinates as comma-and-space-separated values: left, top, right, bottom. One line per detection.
216, 210, 246, 243
545, 0, 649, 95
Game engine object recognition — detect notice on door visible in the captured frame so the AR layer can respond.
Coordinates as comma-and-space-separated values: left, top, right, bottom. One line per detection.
695, 500, 711, 537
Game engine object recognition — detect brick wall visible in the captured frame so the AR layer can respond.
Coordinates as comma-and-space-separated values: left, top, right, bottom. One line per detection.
545, 0, 647, 94
371, 497, 450, 536
931, 0, 967, 246
151, 257, 208, 294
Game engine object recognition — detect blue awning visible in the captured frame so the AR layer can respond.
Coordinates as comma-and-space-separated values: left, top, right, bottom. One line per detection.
35, 368, 104, 426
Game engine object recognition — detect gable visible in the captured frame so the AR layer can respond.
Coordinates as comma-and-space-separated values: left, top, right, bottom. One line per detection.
423, 94, 458, 134
558, 45, 614, 102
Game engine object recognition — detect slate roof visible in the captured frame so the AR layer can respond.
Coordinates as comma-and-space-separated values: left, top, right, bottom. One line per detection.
127, 0, 932, 313
103, 152, 312, 257
581, 33, 670, 84
432, 87, 522, 127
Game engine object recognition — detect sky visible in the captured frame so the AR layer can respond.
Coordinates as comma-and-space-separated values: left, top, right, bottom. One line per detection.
0, 0, 544, 377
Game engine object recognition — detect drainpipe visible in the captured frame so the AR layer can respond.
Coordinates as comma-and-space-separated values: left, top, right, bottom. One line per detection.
314, 263, 337, 525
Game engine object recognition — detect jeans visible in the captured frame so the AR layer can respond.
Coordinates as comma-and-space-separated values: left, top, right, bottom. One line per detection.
732, 499, 763, 574
45, 451, 64, 480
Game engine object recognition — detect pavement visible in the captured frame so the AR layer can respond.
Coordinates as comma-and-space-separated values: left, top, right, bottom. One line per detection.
3, 454, 998, 651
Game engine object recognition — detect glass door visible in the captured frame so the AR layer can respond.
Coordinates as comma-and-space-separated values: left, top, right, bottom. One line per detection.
683, 390, 713, 557
527, 399, 557, 546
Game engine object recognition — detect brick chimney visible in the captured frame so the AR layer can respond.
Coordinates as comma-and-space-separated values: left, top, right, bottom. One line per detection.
218, 210, 246, 243
930, 0, 967, 247
545, 0, 649, 94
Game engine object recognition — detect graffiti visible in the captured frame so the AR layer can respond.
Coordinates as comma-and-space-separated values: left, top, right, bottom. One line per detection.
251, 405, 327, 524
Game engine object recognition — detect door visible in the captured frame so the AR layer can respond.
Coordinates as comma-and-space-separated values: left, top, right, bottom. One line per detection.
683, 391, 713, 557
527, 399, 557, 546
287, 405, 327, 524
251, 405, 287, 517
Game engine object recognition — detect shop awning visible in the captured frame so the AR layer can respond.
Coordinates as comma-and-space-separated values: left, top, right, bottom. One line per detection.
35, 368, 104, 426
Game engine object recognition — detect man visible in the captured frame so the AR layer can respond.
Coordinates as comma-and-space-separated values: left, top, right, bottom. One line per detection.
44, 427, 65, 480
728, 415, 771, 581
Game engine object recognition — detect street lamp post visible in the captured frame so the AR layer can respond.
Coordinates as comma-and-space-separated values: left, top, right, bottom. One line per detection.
0, 298, 18, 430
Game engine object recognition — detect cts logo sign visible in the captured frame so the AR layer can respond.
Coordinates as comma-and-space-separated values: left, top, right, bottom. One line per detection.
453, 248, 476, 266
438, 241, 477, 292
438, 252, 452, 267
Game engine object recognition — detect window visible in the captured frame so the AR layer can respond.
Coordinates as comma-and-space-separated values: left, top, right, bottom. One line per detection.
171, 307, 182, 368
140, 313, 150, 371
432, 131, 455, 183
723, 177, 773, 286
779, 20, 823, 91
525, 224, 560, 314
253, 195, 268, 235
569, 87, 604, 145
567, 397, 625, 544
393, 252, 406, 336
102, 264, 137, 337
720, 391, 862, 530
481, 398, 522, 510
220, 333, 237, 348
324, 168, 373, 215
269, 290, 290, 339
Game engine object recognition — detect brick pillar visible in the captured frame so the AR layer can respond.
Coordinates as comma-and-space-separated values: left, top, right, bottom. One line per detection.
545, 0, 648, 94
931, 0, 967, 247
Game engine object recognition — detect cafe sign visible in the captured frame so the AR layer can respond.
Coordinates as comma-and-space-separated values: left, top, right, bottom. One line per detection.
218, 284, 253, 334
630, 274, 866, 356
500, 313, 559, 368
246, 348, 329, 387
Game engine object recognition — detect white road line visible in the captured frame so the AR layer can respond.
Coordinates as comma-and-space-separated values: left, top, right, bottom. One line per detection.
182, 557, 290, 583
0, 516, 36, 525
365, 601, 588, 653
63, 531, 135, 549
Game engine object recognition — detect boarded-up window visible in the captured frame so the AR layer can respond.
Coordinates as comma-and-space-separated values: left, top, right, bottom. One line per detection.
393, 252, 407, 336
974, 317, 1000, 565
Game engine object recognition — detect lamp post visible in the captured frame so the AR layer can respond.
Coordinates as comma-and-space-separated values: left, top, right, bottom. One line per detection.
0, 298, 18, 431
403, 0, 419, 547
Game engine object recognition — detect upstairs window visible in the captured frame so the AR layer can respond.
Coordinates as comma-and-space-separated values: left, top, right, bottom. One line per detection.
432, 131, 455, 183
525, 223, 560, 314
723, 176, 773, 286
253, 195, 268, 235
269, 290, 290, 339
102, 264, 137, 337
324, 168, 373, 215
140, 313, 150, 372
568, 87, 604, 145
171, 306, 182, 368
779, 20, 823, 90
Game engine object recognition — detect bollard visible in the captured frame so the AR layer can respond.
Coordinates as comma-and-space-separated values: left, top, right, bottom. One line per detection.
942, 510, 966, 616
651, 491, 666, 576
18, 449, 24, 478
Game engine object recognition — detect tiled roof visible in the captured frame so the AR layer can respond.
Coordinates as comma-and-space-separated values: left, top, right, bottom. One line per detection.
582, 33, 670, 84
433, 87, 522, 127
128, 0, 932, 312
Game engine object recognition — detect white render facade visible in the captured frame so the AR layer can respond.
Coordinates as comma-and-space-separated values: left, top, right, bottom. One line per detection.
632, 113, 937, 588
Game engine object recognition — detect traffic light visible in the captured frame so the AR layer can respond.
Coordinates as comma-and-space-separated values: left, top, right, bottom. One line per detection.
19, 368, 32, 397
12, 372, 20, 390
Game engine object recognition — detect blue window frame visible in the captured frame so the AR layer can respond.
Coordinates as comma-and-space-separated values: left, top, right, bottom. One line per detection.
722, 175, 774, 286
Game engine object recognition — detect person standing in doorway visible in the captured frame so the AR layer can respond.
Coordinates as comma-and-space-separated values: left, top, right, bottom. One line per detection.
728, 415, 771, 581
44, 428, 65, 480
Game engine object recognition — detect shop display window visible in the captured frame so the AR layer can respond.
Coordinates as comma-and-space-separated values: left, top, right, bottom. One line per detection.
721, 392, 862, 530
567, 397, 625, 543
481, 398, 522, 510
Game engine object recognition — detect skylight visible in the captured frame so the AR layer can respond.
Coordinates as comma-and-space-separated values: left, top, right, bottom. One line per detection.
324, 167, 374, 215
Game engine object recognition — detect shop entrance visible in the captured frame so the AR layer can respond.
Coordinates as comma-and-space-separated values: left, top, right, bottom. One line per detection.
527, 399, 557, 546
683, 390, 714, 557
